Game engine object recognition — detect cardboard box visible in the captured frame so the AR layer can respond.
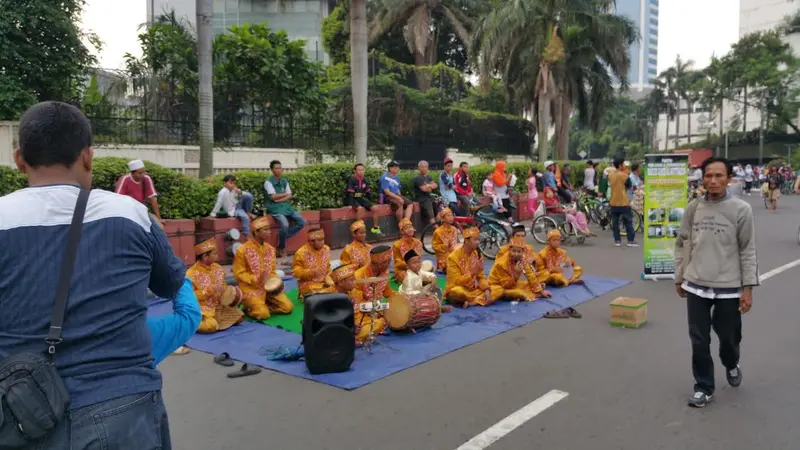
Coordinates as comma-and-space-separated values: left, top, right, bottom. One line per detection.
609, 297, 648, 328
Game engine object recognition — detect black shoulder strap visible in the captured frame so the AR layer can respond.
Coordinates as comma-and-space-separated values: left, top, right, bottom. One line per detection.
46, 189, 90, 356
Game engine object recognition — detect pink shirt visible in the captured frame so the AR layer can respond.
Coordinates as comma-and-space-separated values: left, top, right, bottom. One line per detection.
115, 174, 157, 204
526, 176, 538, 200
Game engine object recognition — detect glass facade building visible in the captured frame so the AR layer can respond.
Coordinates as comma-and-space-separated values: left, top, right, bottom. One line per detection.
613, 0, 659, 88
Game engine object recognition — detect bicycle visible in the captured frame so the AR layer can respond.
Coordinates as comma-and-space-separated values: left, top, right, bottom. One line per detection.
420, 195, 510, 260
593, 199, 642, 236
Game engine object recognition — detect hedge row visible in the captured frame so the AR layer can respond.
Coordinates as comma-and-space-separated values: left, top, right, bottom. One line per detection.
0, 158, 605, 219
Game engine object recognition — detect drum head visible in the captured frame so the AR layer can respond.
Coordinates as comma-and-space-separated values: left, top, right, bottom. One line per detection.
424, 285, 443, 303
231, 242, 243, 256
221, 286, 237, 306
264, 276, 283, 294
275, 269, 285, 279
228, 228, 241, 241
421, 260, 434, 273
384, 293, 412, 330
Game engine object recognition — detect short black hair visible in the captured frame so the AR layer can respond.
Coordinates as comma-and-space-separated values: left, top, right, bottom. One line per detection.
512, 224, 526, 234
700, 156, 733, 177
630, 163, 640, 172
354, 163, 364, 170
18, 101, 92, 168
308, 227, 322, 234
459, 162, 468, 168
387, 161, 399, 168
613, 158, 624, 169
586, 160, 594, 166
270, 160, 282, 169
223, 174, 237, 183
371, 245, 391, 254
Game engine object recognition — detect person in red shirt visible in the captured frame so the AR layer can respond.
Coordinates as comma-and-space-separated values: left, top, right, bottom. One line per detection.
115, 159, 161, 219
453, 161, 474, 213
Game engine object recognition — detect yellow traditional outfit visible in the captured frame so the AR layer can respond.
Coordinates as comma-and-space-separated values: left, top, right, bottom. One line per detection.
392, 218, 423, 284
496, 241, 549, 285
340, 220, 371, 269
488, 238, 544, 301
233, 217, 294, 320
352, 249, 394, 343
444, 228, 492, 306
431, 208, 459, 272
323, 263, 358, 296
539, 230, 584, 286
292, 229, 332, 297
187, 239, 244, 333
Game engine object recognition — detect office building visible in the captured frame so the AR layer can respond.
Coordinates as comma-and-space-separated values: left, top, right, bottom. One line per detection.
739, 0, 794, 36
614, 0, 659, 90
146, 0, 334, 63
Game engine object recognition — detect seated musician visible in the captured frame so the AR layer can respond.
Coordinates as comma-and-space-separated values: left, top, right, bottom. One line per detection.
340, 220, 371, 269
352, 246, 394, 344
431, 208, 459, 273
488, 237, 551, 302
293, 228, 333, 298
539, 229, 584, 287
325, 263, 358, 296
188, 238, 245, 333
392, 218, 423, 284
496, 224, 550, 287
444, 227, 492, 308
233, 216, 294, 320
399, 250, 436, 295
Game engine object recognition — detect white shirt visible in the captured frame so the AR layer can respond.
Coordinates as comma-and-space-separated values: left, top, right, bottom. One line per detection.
399, 270, 436, 295
264, 179, 292, 196
211, 187, 239, 216
583, 168, 595, 189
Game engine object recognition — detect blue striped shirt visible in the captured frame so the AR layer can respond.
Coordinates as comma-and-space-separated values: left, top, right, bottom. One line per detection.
0, 185, 186, 409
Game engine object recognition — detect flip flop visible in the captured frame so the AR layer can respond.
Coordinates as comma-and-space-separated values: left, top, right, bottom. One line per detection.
227, 363, 262, 379
172, 346, 190, 355
567, 307, 582, 319
213, 352, 235, 367
544, 310, 570, 319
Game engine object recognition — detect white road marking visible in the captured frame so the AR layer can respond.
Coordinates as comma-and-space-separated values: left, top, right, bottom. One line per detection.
760, 258, 800, 282
455, 389, 569, 450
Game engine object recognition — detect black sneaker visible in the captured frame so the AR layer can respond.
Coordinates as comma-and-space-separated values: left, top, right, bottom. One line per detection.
727, 365, 742, 387
688, 391, 713, 408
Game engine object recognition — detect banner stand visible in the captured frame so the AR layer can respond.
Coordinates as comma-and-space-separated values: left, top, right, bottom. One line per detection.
641, 153, 689, 281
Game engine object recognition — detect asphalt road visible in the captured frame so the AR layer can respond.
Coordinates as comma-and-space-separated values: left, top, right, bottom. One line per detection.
160, 192, 800, 450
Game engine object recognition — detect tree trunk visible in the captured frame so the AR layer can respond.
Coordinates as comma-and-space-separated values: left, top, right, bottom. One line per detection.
350, 0, 368, 164
742, 85, 748, 134
686, 102, 692, 144
664, 116, 669, 151
537, 95, 550, 162
197, 0, 214, 178
674, 102, 680, 148
555, 95, 571, 159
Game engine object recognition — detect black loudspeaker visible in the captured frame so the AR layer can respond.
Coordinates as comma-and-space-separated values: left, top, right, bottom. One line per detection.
302, 293, 355, 375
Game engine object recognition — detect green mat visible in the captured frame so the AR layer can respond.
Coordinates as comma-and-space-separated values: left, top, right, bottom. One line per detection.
251, 277, 448, 334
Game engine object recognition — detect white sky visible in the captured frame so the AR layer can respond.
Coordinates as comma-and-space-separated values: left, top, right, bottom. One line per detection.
81, 0, 741, 73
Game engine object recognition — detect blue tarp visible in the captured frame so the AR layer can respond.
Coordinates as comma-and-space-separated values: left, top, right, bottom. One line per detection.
148, 273, 630, 390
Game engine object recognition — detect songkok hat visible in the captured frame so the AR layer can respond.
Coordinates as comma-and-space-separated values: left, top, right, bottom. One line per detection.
308, 229, 325, 241
370, 245, 392, 263
252, 216, 270, 232
547, 229, 562, 241
194, 238, 216, 256
462, 227, 479, 239
399, 218, 414, 232
403, 249, 419, 263
438, 208, 453, 221
330, 264, 357, 283
350, 220, 366, 233
128, 159, 145, 171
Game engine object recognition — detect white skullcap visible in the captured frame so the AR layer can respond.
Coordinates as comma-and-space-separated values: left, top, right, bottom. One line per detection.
128, 159, 145, 171
544, 160, 555, 168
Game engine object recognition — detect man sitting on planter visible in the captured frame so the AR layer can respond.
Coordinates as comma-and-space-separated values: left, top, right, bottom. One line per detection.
210, 174, 255, 236
264, 160, 306, 258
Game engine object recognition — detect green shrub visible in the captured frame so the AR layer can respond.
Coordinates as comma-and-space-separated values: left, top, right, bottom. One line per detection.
0, 157, 604, 219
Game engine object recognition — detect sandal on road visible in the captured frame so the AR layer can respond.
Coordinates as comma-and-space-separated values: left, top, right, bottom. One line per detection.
566, 307, 582, 319
172, 346, 190, 355
544, 310, 570, 319
227, 363, 262, 379
214, 352, 235, 367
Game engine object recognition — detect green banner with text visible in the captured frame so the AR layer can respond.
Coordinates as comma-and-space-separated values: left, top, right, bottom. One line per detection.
642, 153, 689, 280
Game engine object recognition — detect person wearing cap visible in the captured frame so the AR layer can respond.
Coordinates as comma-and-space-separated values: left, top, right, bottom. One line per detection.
210, 174, 255, 236
543, 161, 558, 191
413, 160, 439, 225
496, 224, 550, 287
453, 161, 474, 214
340, 220, 372, 269
432, 207, 459, 272
539, 229, 584, 287
233, 217, 294, 320
399, 249, 437, 295
115, 159, 161, 219
187, 238, 244, 333
445, 227, 491, 308
323, 263, 359, 296
292, 228, 333, 297
379, 160, 414, 224
352, 246, 394, 344
439, 157, 464, 216
488, 237, 548, 302
392, 218, 423, 283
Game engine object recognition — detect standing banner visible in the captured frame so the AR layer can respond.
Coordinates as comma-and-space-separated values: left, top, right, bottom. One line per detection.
642, 153, 689, 280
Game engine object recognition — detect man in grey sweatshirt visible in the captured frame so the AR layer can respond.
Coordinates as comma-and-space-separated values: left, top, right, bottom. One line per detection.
674, 156, 758, 408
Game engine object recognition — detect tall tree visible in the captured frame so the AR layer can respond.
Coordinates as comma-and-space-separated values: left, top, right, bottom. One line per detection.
0, 0, 98, 119
197, 0, 214, 177
351, 0, 369, 163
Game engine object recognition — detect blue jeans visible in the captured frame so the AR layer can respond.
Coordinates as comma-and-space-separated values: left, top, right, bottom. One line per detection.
272, 210, 306, 250
235, 191, 254, 235
610, 206, 635, 243
24, 391, 171, 450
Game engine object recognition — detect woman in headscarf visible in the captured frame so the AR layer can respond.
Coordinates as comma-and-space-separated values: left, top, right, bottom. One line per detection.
492, 161, 515, 220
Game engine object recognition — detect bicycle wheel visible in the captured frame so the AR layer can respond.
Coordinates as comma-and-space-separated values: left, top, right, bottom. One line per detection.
531, 215, 560, 245
477, 222, 509, 260
619, 211, 642, 237
420, 222, 439, 255
764, 193, 769, 209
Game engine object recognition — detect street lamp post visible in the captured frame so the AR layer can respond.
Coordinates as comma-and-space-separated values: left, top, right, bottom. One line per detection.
758, 97, 765, 166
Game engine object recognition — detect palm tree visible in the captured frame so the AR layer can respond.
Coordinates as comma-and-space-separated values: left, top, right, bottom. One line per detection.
369, 0, 477, 91
668, 55, 693, 147
351, 0, 368, 163
656, 66, 680, 149
196, 0, 214, 177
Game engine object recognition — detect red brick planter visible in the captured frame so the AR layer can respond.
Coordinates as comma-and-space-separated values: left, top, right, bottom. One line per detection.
320, 204, 407, 249
263, 210, 320, 254
162, 219, 196, 266
515, 193, 532, 221
197, 218, 243, 265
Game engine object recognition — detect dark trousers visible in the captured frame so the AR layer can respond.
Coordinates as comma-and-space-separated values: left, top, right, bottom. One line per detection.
687, 292, 742, 395
610, 206, 634, 243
